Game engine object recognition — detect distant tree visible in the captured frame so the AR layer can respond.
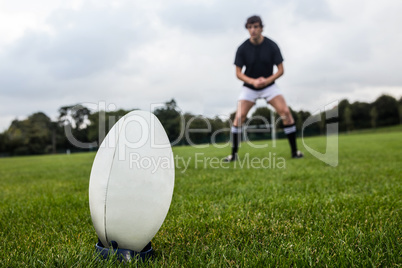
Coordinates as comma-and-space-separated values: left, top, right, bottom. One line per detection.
87, 109, 131, 145
153, 99, 184, 145
350, 101, 371, 129
370, 106, 378, 128
344, 106, 353, 132
338, 99, 350, 132
248, 107, 276, 140
58, 104, 91, 129
295, 110, 324, 137
0, 132, 8, 154
28, 113, 53, 154
49, 122, 59, 154
6, 112, 52, 155
209, 116, 230, 144
399, 97, 402, 124
185, 114, 211, 145
6, 120, 24, 154
296, 110, 311, 132
250, 107, 273, 126
58, 104, 94, 150
372, 95, 399, 127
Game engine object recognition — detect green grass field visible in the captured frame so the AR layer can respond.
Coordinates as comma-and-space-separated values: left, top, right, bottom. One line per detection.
0, 127, 401, 267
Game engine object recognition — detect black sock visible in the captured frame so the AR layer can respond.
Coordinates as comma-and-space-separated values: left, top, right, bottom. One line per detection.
231, 126, 241, 156
284, 124, 297, 156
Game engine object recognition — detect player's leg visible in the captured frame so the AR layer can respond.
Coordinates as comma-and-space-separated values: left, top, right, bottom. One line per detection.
233, 99, 255, 127
224, 99, 254, 162
268, 95, 303, 158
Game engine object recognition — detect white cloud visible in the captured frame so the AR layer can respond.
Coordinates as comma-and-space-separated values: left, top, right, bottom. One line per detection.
0, 0, 401, 132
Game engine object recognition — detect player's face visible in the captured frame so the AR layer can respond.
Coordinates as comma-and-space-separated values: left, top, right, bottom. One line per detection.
247, 23, 263, 40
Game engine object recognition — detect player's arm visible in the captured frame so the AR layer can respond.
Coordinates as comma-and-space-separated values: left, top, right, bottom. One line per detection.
261, 63, 284, 87
235, 66, 264, 88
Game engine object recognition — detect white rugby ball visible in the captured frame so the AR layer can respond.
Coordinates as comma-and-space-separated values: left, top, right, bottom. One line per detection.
89, 110, 175, 252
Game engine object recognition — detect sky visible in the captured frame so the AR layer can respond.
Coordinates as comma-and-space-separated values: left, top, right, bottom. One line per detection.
1, 0, 401, 131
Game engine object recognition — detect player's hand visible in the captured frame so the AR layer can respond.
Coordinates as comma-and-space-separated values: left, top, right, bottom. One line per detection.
252, 77, 267, 89
260, 76, 276, 88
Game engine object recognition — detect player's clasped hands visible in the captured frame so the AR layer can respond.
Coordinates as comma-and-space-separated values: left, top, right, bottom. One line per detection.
252, 77, 271, 89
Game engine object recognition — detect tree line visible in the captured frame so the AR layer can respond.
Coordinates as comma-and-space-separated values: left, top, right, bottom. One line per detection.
0, 95, 400, 156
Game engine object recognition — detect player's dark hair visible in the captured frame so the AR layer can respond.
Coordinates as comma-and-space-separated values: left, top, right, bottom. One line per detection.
245, 15, 264, 29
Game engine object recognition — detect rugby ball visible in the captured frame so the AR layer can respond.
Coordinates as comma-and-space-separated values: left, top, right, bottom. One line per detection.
89, 110, 175, 252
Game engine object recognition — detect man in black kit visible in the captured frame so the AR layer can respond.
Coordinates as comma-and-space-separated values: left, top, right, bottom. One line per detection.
224, 15, 303, 162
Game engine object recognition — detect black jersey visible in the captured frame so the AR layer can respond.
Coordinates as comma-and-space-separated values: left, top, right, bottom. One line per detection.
234, 37, 283, 90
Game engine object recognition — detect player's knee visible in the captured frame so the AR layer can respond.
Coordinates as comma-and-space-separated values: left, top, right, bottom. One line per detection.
241, 112, 249, 121
234, 113, 247, 125
278, 108, 293, 123
278, 107, 289, 118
